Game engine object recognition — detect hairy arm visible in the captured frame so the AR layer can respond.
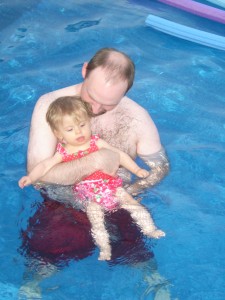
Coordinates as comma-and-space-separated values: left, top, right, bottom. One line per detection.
37, 148, 120, 185
126, 148, 169, 195
27, 94, 120, 185
125, 106, 170, 195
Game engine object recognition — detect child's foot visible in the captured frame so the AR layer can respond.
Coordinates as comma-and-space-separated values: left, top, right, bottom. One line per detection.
98, 250, 111, 261
145, 229, 165, 239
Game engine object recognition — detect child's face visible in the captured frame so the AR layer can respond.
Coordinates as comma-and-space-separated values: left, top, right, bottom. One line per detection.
54, 114, 92, 146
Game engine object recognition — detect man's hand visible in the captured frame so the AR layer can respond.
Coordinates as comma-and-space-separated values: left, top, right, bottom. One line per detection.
96, 148, 120, 176
126, 148, 170, 196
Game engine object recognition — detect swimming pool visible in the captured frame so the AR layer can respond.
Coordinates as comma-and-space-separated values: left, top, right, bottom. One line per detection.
1, 0, 225, 299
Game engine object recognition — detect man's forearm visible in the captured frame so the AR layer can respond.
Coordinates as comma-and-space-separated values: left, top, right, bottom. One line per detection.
126, 147, 170, 195
38, 155, 93, 185
30, 148, 120, 186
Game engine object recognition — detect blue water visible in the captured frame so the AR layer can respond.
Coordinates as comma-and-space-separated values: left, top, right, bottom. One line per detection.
1, 0, 225, 299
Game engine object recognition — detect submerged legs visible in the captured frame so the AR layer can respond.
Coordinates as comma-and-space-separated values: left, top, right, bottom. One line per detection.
136, 258, 172, 300
18, 258, 58, 300
117, 188, 165, 239
86, 201, 111, 260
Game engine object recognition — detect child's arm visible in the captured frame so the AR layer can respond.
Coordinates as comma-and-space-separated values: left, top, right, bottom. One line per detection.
97, 139, 149, 178
18, 152, 62, 188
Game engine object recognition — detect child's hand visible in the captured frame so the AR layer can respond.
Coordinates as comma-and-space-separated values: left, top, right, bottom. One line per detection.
18, 176, 32, 189
136, 168, 149, 178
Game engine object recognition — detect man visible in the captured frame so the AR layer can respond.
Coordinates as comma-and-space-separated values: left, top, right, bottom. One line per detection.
27, 47, 169, 200
20, 48, 171, 300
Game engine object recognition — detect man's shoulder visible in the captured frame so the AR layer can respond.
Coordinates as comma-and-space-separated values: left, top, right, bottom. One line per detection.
121, 96, 149, 116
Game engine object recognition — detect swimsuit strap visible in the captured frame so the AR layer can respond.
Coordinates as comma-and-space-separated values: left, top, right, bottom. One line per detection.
56, 142, 67, 156
89, 134, 99, 149
56, 135, 100, 162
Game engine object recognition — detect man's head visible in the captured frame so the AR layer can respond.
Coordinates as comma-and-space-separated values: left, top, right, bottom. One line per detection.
80, 48, 135, 116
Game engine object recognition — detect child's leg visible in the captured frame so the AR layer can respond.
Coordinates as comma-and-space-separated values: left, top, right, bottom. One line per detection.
86, 201, 111, 260
116, 188, 165, 239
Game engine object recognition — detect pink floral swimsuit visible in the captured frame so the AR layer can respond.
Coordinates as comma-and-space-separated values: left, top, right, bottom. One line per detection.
56, 135, 123, 211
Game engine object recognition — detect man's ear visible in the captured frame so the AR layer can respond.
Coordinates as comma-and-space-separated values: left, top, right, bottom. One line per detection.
82, 62, 88, 79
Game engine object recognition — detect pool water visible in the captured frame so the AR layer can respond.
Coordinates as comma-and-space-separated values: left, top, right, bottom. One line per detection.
0, 0, 225, 299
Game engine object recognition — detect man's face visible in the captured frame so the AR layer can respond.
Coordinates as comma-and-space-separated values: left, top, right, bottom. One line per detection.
80, 67, 128, 116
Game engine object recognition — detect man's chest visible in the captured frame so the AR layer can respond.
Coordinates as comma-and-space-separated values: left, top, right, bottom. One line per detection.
91, 112, 138, 158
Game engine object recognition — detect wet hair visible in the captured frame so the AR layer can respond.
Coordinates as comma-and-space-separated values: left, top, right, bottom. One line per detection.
85, 48, 135, 92
46, 96, 92, 132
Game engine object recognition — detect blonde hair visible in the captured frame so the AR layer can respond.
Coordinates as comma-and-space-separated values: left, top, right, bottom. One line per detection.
46, 96, 91, 131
